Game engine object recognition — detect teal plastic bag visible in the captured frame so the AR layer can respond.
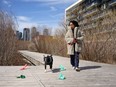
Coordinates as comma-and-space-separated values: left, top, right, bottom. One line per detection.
59, 65, 66, 71
58, 73, 65, 80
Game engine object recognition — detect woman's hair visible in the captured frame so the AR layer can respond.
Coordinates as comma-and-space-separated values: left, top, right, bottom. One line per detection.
69, 20, 79, 27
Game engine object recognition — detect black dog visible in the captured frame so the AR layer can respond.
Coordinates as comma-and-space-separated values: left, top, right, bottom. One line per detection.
43, 55, 53, 72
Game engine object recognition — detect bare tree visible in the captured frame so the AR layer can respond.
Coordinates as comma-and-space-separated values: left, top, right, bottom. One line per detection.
0, 10, 17, 65
54, 18, 67, 37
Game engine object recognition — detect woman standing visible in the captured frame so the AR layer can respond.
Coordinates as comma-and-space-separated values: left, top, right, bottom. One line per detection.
65, 20, 84, 71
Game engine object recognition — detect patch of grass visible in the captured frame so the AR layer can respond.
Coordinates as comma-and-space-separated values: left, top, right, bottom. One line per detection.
8, 52, 32, 66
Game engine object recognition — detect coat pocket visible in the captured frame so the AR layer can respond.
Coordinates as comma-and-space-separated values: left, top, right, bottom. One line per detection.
67, 44, 74, 54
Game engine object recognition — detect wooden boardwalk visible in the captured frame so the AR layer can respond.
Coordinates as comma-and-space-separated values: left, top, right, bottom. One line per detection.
0, 50, 116, 87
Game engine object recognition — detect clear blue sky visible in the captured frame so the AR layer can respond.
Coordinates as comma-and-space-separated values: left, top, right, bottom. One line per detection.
0, 0, 77, 32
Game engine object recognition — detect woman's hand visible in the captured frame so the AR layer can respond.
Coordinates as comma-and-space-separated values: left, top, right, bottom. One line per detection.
68, 38, 77, 45
73, 38, 77, 43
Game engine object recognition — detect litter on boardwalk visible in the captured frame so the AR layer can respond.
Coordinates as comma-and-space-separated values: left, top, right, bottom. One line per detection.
20, 64, 28, 70
58, 73, 66, 80
17, 75, 26, 79
59, 65, 66, 71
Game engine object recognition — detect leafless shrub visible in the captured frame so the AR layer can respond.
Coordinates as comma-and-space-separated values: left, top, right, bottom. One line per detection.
30, 35, 67, 56
0, 10, 17, 65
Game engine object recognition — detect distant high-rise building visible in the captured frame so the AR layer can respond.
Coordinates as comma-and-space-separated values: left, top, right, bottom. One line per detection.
36, 32, 40, 36
31, 27, 40, 40
31, 27, 37, 39
43, 29, 49, 36
16, 31, 22, 40
16, 31, 19, 39
23, 28, 30, 41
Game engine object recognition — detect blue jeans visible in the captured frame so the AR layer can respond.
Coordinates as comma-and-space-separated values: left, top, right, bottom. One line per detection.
70, 52, 80, 68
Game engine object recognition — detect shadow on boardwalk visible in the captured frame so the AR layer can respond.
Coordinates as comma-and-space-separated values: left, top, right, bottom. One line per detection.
52, 68, 61, 73
52, 66, 101, 73
80, 66, 101, 71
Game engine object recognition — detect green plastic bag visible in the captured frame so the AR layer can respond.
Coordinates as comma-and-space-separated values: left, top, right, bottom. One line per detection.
58, 73, 65, 80
59, 65, 66, 71
17, 75, 26, 79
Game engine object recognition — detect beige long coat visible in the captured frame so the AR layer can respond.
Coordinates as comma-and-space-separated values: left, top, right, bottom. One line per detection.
65, 27, 84, 55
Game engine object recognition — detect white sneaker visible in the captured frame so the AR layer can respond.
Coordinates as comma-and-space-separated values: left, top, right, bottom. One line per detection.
76, 67, 80, 72
72, 67, 75, 70
45, 70, 47, 73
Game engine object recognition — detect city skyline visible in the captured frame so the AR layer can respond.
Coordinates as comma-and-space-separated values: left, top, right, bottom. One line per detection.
0, 0, 77, 32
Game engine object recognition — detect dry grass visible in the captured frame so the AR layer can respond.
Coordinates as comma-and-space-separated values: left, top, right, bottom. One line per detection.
0, 52, 32, 66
